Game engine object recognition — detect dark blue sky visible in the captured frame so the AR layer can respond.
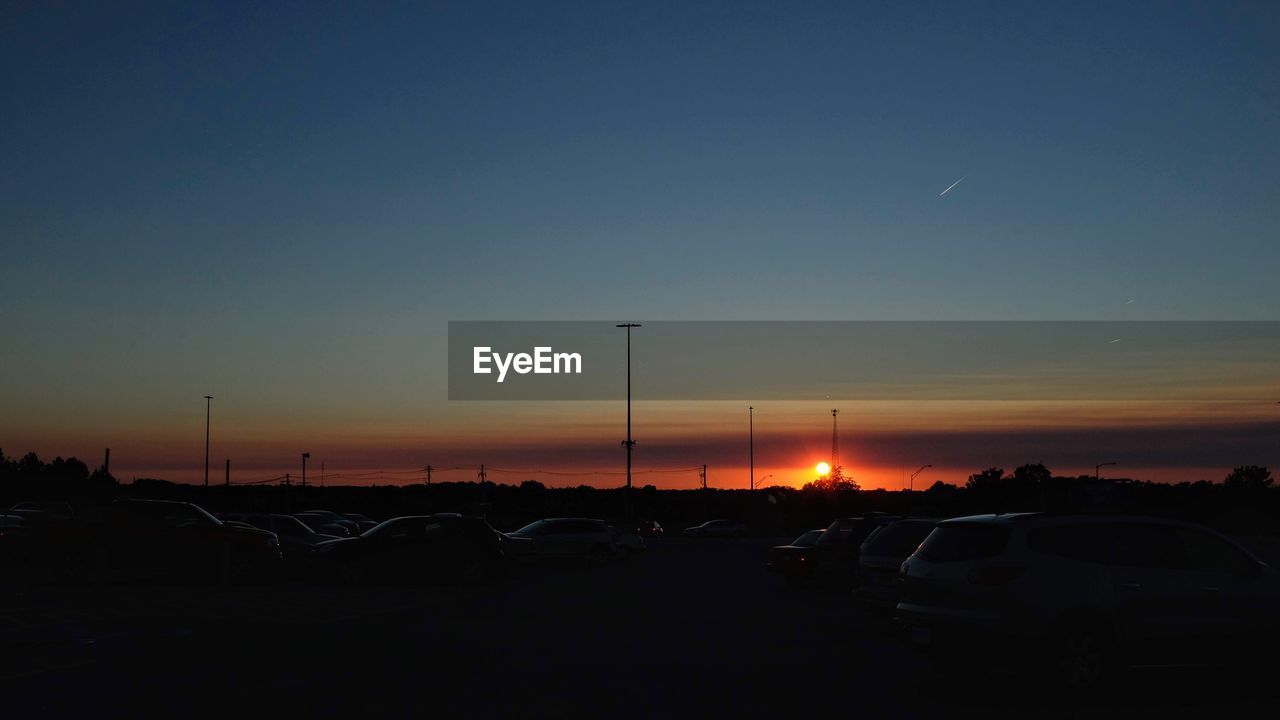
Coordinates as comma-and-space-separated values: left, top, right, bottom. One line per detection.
2, 1, 1278, 482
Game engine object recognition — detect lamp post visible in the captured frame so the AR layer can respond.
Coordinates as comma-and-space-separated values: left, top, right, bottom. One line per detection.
617, 323, 641, 493
910, 464, 932, 492
1095, 461, 1117, 481
749, 405, 754, 490
302, 453, 310, 487
203, 395, 213, 492
758, 474, 773, 488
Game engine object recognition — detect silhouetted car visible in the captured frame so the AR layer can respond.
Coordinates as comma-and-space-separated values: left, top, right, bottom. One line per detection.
635, 520, 664, 538
610, 526, 646, 559
342, 513, 378, 533
505, 518, 620, 564
805, 515, 899, 585
766, 528, 825, 582
47, 499, 280, 582
856, 518, 938, 605
227, 512, 340, 561
0, 513, 28, 559
683, 520, 747, 538
897, 513, 1280, 690
316, 514, 504, 583
7, 500, 74, 522
293, 511, 357, 537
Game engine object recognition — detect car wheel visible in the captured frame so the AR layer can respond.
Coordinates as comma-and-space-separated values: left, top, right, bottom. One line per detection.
1048, 620, 1111, 692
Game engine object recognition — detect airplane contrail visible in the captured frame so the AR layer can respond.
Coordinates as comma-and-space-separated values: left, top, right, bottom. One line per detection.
939, 176, 966, 197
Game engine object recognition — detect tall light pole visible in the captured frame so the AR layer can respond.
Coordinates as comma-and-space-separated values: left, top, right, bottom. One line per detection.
302, 452, 310, 487
749, 405, 754, 490
1095, 461, 1117, 481
203, 396, 213, 491
617, 323, 641, 493
910, 464, 932, 492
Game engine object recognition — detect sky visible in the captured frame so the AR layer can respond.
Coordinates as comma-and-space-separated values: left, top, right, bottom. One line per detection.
2, 1, 1278, 488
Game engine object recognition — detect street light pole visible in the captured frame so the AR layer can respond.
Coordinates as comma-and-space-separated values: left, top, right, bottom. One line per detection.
1095, 461, 1117, 481
203, 395, 213, 491
302, 453, 310, 488
910, 464, 932, 492
749, 405, 754, 491
617, 324, 641, 493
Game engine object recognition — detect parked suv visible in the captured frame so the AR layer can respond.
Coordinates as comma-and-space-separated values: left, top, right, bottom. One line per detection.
896, 513, 1280, 690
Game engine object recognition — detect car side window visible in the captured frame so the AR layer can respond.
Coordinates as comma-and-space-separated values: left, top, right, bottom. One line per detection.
1112, 523, 1186, 570
1028, 523, 1116, 564
1178, 528, 1256, 577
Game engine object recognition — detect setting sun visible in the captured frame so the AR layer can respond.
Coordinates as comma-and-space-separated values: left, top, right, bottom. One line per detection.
815, 462, 831, 476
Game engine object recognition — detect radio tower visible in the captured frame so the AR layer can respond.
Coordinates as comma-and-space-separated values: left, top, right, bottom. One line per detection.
830, 408, 840, 470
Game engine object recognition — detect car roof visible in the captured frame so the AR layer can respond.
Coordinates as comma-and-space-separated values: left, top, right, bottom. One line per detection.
937, 513, 1216, 528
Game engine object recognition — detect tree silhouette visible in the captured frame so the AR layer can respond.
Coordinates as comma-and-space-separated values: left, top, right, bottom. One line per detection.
965, 467, 1005, 490
1224, 465, 1272, 491
804, 465, 860, 492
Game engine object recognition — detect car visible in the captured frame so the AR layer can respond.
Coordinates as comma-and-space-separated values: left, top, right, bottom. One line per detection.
856, 518, 938, 605
635, 520, 664, 538
682, 520, 747, 538
293, 511, 358, 537
46, 499, 280, 582
316, 514, 504, 583
896, 513, 1280, 690
609, 525, 647, 559
7, 500, 74, 522
804, 515, 899, 585
227, 512, 340, 561
342, 513, 379, 533
505, 518, 620, 564
766, 528, 825, 582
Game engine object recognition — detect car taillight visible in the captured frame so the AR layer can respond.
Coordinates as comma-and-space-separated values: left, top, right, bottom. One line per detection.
966, 566, 1025, 586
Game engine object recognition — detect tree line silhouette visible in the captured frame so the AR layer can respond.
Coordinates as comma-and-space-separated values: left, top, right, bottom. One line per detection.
1, 448, 1274, 536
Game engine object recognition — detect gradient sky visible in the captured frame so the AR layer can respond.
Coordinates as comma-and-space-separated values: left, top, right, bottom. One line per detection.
2, 1, 1278, 487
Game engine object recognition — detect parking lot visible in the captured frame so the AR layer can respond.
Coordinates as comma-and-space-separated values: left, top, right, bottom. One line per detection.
4, 537, 1277, 718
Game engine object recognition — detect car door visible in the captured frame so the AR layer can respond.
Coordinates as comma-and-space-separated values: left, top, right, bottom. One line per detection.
1176, 526, 1274, 651
1107, 521, 1209, 657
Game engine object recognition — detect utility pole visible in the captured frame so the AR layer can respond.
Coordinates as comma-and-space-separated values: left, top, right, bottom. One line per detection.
1095, 462, 1117, 481
103, 448, 110, 477
830, 408, 840, 470
224, 459, 231, 516
749, 406, 754, 491
203, 396, 213, 492
478, 464, 487, 483
320, 461, 324, 488
301, 453, 310, 487
700, 464, 707, 490
425, 465, 433, 485
616, 323, 641, 493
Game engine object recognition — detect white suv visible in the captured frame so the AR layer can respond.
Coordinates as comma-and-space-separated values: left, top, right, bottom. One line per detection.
897, 513, 1280, 690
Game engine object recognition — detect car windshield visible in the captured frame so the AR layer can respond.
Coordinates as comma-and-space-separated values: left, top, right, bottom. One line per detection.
512, 520, 548, 536
792, 530, 824, 546
863, 521, 936, 557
